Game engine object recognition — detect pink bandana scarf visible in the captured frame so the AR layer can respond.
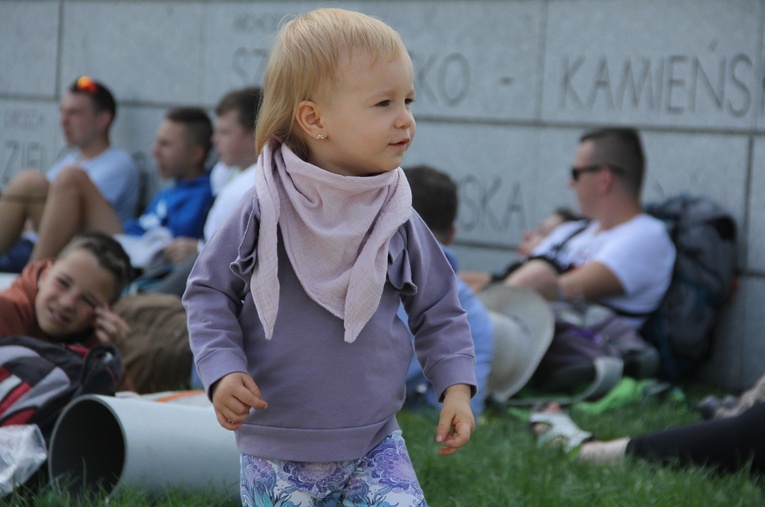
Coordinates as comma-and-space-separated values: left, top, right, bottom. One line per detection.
250, 139, 412, 343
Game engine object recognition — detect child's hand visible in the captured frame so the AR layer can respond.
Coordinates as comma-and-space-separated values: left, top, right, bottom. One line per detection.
435, 384, 475, 456
94, 306, 130, 345
211, 372, 268, 430
163, 237, 200, 263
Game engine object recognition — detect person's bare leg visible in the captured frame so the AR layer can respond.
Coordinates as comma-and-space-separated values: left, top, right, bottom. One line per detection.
31, 166, 123, 260
459, 270, 493, 293
0, 170, 49, 254
578, 438, 629, 465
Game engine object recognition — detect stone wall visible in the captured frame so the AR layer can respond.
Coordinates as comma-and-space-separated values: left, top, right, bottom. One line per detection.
2, 0, 763, 389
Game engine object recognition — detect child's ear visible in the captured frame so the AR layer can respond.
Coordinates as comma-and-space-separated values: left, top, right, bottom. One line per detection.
295, 100, 324, 139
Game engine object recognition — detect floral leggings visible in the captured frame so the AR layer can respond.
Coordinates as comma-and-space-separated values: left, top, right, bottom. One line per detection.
240, 430, 427, 507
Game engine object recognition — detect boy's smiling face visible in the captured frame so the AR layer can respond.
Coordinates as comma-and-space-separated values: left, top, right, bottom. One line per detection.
307, 50, 416, 177
35, 249, 116, 340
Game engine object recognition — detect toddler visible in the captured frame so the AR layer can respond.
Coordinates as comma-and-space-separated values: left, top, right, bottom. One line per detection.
184, 8, 476, 506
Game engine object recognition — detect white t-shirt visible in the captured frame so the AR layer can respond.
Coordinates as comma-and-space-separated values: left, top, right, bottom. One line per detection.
202, 163, 257, 246
532, 214, 676, 326
209, 161, 237, 197
47, 147, 140, 222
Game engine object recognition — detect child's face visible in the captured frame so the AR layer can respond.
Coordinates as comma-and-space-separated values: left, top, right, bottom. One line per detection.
213, 109, 255, 169
309, 50, 416, 176
35, 249, 116, 340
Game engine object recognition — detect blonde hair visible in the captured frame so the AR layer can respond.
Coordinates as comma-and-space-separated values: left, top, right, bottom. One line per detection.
255, 8, 408, 159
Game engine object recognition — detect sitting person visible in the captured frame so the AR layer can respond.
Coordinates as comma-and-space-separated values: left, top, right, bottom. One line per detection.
0, 230, 131, 348
531, 401, 765, 475
460, 207, 580, 293
28, 108, 215, 269
504, 127, 676, 329
142, 86, 263, 296
0, 77, 140, 272
400, 165, 493, 417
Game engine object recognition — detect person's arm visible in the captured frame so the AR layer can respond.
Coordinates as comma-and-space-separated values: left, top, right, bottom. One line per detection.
400, 214, 477, 452
558, 261, 624, 301
182, 194, 256, 396
401, 215, 477, 401
504, 258, 624, 302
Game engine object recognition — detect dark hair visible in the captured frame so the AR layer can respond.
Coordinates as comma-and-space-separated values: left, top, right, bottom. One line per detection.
404, 164, 457, 239
68, 76, 117, 120
57, 231, 133, 303
580, 127, 645, 197
164, 107, 214, 160
553, 207, 581, 223
215, 87, 263, 133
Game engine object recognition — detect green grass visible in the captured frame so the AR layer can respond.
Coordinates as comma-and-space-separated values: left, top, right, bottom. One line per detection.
5, 387, 764, 506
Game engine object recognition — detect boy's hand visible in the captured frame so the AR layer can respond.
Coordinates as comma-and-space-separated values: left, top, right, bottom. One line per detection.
94, 306, 130, 345
435, 384, 475, 455
211, 372, 268, 430
163, 237, 200, 264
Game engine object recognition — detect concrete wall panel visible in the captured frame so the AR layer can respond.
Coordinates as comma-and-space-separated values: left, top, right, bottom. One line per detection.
407, 123, 544, 249
748, 138, 765, 271
0, 99, 62, 183
370, 1, 546, 121
0, 1, 60, 97
698, 278, 765, 389
60, 1, 206, 105
543, 0, 762, 130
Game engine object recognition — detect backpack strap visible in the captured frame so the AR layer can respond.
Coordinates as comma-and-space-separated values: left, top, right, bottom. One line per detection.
597, 302, 653, 319
529, 221, 591, 273
494, 221, 591, 280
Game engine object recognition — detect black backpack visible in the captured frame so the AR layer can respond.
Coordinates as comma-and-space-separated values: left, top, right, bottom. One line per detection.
528, 301, 659, 403
641, 194, 737, 379
0, 336, 122, 441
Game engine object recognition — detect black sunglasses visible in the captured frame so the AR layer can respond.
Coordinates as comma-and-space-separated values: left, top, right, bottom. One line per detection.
570, 164, 623, 182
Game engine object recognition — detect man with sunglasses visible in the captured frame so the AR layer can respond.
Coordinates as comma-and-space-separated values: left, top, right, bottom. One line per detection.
504, 127, 675, 329
0, 77, 139, 272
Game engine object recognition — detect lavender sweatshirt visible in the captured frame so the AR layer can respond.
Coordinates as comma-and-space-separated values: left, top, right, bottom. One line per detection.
183, 192, 476, 462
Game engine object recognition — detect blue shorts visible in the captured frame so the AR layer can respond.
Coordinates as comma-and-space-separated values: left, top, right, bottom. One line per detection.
0, 238, 33, 273
240, 430, 427, 506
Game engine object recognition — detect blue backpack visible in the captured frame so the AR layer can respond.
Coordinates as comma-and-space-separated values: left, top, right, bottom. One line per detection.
641, 194, 737, 379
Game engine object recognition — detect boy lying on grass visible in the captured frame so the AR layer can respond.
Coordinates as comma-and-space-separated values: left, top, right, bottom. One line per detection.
0, 230, 132, 348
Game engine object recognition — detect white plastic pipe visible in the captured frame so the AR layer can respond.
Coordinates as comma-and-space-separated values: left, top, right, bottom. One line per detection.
48, 394, 239, 498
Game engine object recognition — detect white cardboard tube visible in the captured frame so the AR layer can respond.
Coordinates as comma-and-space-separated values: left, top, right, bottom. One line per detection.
48, 394, 239, 498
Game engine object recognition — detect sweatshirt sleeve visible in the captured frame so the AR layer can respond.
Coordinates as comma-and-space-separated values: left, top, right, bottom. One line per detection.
182, 191, 257, 395
398, 212, 477, 401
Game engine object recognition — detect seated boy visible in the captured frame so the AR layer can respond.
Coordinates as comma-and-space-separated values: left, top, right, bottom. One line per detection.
28, 108, 214, 269
0, 231, 132, 347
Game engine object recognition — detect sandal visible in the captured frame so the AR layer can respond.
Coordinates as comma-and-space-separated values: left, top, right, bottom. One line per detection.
529, 407, 594, 453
